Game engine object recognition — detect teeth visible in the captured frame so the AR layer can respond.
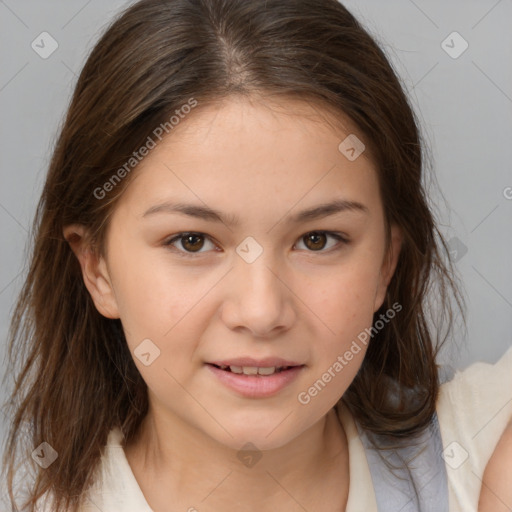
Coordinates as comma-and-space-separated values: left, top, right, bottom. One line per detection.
242, 366, 259, 375
257, 366, 276, 376
227, 365, 282, 375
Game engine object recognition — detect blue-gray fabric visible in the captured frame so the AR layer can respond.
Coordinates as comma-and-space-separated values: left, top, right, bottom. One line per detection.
356, 413, 448, 512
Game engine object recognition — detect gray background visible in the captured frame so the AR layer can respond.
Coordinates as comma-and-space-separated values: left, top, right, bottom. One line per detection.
1, 0, 511, 496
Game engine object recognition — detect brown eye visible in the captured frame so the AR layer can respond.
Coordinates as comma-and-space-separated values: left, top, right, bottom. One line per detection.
303, 232, 327, 251
165, 232, 216, 254
295, 231, 348, 253
180, 233, 205, 252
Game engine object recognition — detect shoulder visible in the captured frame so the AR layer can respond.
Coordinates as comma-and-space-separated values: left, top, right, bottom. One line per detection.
440, 345, 512, 396
438, 346, 512, 439
437, 346, 512, 511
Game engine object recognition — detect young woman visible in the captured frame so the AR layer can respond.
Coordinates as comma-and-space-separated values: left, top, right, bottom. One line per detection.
2, 0, 510, 511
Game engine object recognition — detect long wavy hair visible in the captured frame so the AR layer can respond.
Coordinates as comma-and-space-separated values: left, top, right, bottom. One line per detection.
2, 0, 464, 510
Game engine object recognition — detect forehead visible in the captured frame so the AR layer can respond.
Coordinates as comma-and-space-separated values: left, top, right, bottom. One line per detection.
150, 94, 373, 158
115, 95, 381, 221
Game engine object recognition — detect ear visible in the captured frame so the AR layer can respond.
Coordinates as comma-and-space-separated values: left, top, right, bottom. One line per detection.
63, 224, 120, 319
374, 224, 403, 312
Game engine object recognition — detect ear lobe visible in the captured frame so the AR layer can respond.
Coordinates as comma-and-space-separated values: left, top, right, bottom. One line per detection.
63, 224, 120, 319
373, 224, 403, 312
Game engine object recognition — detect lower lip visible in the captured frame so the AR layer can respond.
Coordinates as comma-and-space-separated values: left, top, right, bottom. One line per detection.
206, 364, 305, 398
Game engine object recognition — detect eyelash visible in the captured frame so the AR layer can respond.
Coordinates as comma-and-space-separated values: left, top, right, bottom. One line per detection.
163, 231, 349, 257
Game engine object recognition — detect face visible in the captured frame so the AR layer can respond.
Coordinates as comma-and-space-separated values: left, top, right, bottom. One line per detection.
71, 96, 401, 451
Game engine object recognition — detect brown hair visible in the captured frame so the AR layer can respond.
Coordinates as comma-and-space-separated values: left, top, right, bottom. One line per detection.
2, 0, 464, 510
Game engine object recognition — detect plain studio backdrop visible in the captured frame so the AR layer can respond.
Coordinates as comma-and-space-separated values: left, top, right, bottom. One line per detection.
0, 0, 511, 501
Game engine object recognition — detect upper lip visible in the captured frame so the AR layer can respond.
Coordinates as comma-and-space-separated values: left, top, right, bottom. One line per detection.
208, 357, 304, 368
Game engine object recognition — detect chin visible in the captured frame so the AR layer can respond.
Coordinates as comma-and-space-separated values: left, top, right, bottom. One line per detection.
207, 420, 303, 452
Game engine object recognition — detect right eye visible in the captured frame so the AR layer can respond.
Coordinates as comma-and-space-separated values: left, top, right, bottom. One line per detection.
163, 232, 218, 255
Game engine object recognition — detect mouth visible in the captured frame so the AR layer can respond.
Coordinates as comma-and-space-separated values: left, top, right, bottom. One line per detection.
207, 363, 301, 376
206, 362, 305, 398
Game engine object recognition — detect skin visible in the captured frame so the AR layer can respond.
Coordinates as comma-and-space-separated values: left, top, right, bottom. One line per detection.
64, 95, 402, 511
478, 420, 512, 512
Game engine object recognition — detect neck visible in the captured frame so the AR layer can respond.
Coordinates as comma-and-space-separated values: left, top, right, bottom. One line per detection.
124, 404, 349, 511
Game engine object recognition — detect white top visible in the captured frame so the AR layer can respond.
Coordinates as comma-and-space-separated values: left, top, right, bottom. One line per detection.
437, 346, 512, 512
37, 347, 512, 512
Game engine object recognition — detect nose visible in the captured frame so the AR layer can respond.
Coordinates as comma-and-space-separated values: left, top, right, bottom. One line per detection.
220, 253, 296, 338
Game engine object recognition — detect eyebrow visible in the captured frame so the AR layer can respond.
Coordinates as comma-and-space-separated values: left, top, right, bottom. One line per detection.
142, 198, 368, 226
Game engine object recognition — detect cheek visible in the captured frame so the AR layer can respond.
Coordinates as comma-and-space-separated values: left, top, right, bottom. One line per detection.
113, 260, 213, 393
293, 267, 378, 406
302, 258, 381, 338
109, 245, 216, 351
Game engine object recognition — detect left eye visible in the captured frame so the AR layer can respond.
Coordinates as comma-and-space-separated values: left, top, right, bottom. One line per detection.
294, 231, 347, 252
164, 231, 348, 255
